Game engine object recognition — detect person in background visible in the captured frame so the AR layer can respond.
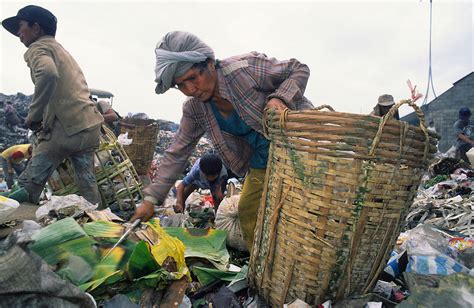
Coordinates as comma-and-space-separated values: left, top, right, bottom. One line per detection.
175, 153, 228, 212
427, 120, 436, 133
426, 120, 440, 153
0, 144, 32, 188
92, 97, 122, 136
0, 171, 8, 192
2, 5, 103, 204
453, 107, 473, 164
370, 94, 399, 120
3, 101, 24, 131
131, 31, 313, 250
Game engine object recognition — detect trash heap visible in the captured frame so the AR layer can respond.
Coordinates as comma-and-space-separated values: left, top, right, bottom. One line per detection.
1, 177, 251, 307
403, 157, 473, 235
358, 157, 474, 308
0, 93, 30, 149
149, 132, 214, 182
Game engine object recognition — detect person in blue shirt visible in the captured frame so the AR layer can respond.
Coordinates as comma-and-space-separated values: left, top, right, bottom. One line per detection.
175, 153, 228, 212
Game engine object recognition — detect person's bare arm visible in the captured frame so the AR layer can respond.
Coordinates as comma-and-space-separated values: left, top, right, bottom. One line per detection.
102, 109, 118, 124
458, 133, 474, 145
176, 183, 197, 213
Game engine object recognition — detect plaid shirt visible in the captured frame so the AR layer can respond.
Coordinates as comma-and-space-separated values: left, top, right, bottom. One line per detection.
144, 52, 313, 204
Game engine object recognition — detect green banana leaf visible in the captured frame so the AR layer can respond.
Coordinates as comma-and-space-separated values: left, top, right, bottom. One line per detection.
30, 218, 177, 294
83, 220, 125, 237
31, 217, 89, 254
94, 245, 127, 280
164, 227, 229, 271
79, 269, 124, 292
131, 269, 170, 289
126, 241, 159, 279
192, 265, 247, 286
32, 235, 99, 267
30, 217, 99, 284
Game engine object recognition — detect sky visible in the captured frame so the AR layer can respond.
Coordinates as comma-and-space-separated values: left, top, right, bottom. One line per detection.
1, 0, 473, 123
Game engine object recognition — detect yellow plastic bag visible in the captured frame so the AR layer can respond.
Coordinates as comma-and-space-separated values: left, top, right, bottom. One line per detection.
146, 219, 189, 279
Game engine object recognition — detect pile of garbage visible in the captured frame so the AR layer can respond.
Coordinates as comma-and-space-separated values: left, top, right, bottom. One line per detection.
403, 157, 473, 235
1, 178, 250, 307
350, 157, 474, 308
149, 134, 214, 182
0, 93, 30, 149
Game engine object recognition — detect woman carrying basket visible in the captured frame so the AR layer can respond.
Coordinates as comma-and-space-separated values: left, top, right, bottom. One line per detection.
131, 31, 313, 250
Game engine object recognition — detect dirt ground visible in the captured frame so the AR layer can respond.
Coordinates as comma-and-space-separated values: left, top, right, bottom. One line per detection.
0, 202, 38, 238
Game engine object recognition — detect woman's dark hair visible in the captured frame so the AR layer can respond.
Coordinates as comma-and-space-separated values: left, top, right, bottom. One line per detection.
191, 58, 216, 73
199, 153, 222, 176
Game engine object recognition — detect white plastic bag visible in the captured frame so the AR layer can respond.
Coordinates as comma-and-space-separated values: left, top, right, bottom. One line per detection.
467, 147, 474, 165
215, 195, 248, 252
117, 132, 133, 145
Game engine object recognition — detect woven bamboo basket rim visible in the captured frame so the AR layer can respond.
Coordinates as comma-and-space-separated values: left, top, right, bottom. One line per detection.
120, 118, 157, 125
263, 99, 436, 166
264, 103, 438, 142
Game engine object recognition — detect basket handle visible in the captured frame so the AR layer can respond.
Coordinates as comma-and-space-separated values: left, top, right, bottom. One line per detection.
262, 107, 287, 139
370, 99, 430, 162
313, 104, 335, 112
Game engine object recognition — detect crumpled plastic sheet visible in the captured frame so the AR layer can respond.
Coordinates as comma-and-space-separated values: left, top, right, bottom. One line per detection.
36, 194, 98, 221
399, 225, 473, 276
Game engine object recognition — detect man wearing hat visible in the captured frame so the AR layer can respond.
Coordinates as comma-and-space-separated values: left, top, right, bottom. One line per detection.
370, 94, 400, 120
131, 31, 313, 250
2, 5, 104, 204
453, 107, 474, 164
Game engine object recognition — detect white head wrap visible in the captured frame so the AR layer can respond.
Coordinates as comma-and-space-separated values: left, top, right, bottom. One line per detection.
154, 31, 215, 94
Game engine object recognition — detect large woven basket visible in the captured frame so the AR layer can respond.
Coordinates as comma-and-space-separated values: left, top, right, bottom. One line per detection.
120, 118, 159, 175
48, 126, 143, 210
249, 101, 439, 306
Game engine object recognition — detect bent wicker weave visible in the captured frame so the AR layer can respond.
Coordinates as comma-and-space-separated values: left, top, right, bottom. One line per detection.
120, 118, 159, 175
48, 126, 143, 209
249, 101, 439, 306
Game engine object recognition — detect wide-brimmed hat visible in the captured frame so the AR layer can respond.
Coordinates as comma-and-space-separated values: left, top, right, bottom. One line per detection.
377, 94, 395, 107
2, 5, 57, 37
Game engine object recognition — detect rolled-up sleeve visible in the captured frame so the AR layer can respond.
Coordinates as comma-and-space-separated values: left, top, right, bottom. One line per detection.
249, 52, 310, 110
143, 101, 204, 204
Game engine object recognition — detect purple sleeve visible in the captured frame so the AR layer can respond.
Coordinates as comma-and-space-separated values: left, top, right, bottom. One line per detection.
143, 101, 204, 204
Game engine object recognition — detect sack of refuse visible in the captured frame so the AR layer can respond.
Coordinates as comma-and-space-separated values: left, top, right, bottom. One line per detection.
467, 148, 474, 165
0, 196, 20, 224
215, 195, 247, 252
